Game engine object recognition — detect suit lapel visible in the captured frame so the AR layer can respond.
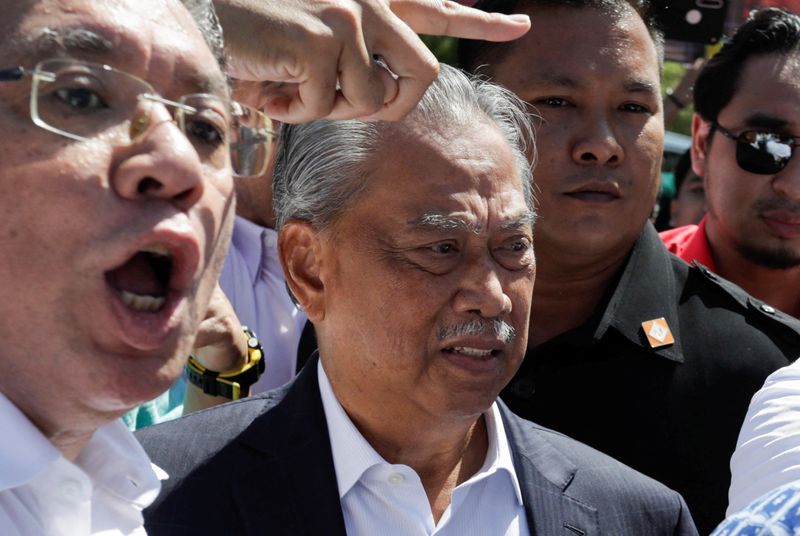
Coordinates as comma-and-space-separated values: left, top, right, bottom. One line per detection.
500, 403, 599, 536
228, 355, 347, 536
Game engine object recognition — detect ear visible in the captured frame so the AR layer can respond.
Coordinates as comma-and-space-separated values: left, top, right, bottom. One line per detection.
278, 221, 326, 322
691, 113, 712, 178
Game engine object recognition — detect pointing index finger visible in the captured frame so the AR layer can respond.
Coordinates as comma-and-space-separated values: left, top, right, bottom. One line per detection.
390, 0, 531, 42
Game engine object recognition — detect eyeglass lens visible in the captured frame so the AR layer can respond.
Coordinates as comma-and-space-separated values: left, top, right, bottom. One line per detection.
735, 130, 795, 175
29, 59, 272, 177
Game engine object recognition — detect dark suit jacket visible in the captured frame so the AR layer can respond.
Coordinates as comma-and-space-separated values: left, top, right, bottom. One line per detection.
137, 356, 698, 535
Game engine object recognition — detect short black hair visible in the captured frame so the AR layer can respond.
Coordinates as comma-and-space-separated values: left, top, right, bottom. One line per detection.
673, 149, 693, 193
694, 8, 800, 123
457, 0, 664, 75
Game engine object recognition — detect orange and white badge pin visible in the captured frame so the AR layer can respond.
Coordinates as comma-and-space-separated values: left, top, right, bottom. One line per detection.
641, 317, 675, 348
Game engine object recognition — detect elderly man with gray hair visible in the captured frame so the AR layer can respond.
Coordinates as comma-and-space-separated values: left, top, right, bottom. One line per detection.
137, 64, 696, 535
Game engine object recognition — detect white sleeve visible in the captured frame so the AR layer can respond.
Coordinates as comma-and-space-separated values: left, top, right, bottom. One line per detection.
727, 359, 800, 515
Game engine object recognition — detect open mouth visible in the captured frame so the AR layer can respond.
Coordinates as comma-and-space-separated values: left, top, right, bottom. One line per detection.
443, 347, 498, 358
105, 245, 174, 313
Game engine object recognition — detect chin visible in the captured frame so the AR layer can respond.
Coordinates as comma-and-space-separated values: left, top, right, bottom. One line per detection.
739, 242, 800, 270
96, 350, 186, 412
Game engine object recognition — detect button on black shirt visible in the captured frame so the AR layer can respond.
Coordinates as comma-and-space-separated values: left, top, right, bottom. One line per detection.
502, 224, 800, 534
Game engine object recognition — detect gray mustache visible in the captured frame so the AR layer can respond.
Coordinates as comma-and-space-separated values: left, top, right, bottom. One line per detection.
437, 319, 516, 344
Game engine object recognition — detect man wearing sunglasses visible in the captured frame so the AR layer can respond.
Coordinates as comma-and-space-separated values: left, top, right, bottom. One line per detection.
662, 8, 800, 321
661, 8, 800, 519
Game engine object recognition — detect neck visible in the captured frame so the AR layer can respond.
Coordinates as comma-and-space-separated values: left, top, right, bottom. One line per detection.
1, 385, 108, 463
530, 239, 630, 347
362, 414, 487, 522
328, 376, 488, 523
708, 227, 800, 317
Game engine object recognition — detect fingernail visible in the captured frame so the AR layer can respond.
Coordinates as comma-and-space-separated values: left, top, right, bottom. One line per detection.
509, 14, 530, 24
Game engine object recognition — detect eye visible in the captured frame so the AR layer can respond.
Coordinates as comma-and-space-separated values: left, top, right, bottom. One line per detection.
430, 242, 457, 255
185, 117, 226, 146
508, 240, 529, 252
494, 237, 534, 270
536, 97, 571, 108
55, 86, 107, 111
619, 102, 650, 114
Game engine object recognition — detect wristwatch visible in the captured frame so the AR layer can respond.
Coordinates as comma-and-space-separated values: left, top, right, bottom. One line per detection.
185, 326, 265, 400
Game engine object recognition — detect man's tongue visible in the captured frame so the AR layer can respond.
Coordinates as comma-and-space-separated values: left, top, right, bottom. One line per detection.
106, 252, 168, 297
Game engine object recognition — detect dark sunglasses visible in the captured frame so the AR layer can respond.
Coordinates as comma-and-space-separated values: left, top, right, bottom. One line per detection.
712, 121, 799, 175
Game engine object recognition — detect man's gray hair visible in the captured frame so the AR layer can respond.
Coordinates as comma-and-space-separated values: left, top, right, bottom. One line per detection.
181, 0, 225, 69
273, 64, 535, 231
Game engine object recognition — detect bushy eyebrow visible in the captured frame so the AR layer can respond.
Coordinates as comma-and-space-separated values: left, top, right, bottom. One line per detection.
407, 211, 536, 234
409, 214, 477, 233
742, 113, 789, 130
501, 211, 537, 231
23, 26, 114, 58
528, 72, 657, 97
624, 78, 659, 97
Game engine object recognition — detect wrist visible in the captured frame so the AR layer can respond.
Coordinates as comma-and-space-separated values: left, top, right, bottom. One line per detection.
186, 326, 265, 400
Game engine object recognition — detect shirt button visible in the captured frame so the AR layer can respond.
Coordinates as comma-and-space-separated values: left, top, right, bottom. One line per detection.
388, 473, 405, 484
761, 304, 776, 314
60, 479, 84, 498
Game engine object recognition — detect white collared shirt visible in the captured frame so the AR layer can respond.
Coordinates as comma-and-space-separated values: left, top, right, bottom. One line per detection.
728, 359, 800, 514
220, 216, 308, 393
0, 394, 165, 536
318, 361, 530, 536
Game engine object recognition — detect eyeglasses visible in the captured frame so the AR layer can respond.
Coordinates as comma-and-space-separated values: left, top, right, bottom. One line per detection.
712, 121, 800, 175
0, 58, 276, 177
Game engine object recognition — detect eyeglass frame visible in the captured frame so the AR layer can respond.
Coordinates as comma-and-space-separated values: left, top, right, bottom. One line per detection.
0, 59, 276, 178
710, 120, 800, 175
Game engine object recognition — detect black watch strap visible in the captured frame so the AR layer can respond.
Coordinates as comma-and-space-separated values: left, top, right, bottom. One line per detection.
185, 326, 265, 400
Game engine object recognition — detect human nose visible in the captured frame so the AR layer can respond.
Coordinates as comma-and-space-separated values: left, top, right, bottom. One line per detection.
110, 107, 206, 210
452, 256, 513, 319
571, 114, 624, 167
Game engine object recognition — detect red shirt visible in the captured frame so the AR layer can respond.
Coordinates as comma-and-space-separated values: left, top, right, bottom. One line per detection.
659, 216, 716, 271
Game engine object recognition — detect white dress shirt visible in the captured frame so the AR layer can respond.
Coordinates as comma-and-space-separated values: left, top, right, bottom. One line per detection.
318, 361, 530, 536
728, 358, 800, 514
0, 394, 165, 535
220, 216, 309, 393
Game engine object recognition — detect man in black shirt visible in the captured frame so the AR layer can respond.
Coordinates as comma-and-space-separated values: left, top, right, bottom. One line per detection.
460, 0, 800, 532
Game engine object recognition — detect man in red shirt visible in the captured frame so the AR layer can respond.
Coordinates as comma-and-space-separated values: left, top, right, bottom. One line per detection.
661, 8, 800, 318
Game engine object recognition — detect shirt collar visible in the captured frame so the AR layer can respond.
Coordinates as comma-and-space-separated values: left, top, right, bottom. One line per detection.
590, 222, 685, 363
230, 216, 278, 287
317, 360, 524, 506
474, 400, 525, 506
686, 217, 716, 271
0, 393, 165, 508
76, 418, 165, 508
0, 393, 60, 490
